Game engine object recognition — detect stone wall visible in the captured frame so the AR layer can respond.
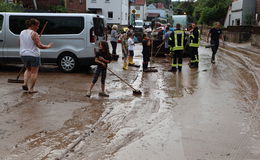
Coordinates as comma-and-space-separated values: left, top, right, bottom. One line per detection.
251, 26, 260, 47
200, 25, 252, 43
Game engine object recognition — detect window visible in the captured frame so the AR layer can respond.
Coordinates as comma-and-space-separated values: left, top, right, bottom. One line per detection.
93, 17, 105, 36
108, 12, 113, 19
0, 15, 3, 31
135, 6, 140, 10
9, 16, 84, 35
91, 0, 96, 3
105, 0, 110, 2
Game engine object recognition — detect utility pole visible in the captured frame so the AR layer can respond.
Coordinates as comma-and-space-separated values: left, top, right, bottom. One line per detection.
33, 0, 38, 10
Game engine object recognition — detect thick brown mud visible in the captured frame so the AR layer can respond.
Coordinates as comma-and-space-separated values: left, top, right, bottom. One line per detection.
0, 43, 259, 160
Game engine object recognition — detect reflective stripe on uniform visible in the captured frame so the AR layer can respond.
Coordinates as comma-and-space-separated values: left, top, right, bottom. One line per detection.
172, 64, 177, 67
190, 30, 200, 47
173, 30, 184, 51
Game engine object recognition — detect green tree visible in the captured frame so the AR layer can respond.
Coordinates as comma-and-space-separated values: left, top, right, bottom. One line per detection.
193, 0, 232, 25
172, 2, 195, 22
0, 1, 24, 12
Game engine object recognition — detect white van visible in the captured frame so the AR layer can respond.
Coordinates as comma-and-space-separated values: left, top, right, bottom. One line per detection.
0, 12, 106, 72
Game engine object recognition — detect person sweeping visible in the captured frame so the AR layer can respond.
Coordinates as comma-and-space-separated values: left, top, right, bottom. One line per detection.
86, 41, 111, 97
20, 18, 53, 93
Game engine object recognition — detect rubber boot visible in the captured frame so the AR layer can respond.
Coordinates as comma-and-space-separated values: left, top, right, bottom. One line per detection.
129, 56, 135, 65
169, 67, 177, 72
143, 63, 148, 72
123, 62, 128, 70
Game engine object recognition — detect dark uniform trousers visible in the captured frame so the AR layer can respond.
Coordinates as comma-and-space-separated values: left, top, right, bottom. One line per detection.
189, 47, 199, 67
210, 40, 219, 61
172, 50, 183, 70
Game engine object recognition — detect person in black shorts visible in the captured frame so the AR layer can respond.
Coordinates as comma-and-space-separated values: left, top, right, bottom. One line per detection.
86, 41, 111, 97
207, 22, 224, 64
142, 33, 151, 72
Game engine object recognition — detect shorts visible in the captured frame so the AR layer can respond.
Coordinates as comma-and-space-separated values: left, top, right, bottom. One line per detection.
129, 50, 134, 57
92, 67, 107, 84
21, 56, 41, 67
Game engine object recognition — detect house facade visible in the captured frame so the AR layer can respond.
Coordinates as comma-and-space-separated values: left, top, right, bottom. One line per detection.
65, 0, 86, 13
13, 0, 62, 10
87, 0, 129, 25
130, 0, 146, 20
224, 0, 256, 27
146, 3, 166, 21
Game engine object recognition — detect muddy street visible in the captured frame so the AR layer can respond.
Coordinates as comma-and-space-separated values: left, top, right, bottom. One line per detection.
0, 43, 260, 160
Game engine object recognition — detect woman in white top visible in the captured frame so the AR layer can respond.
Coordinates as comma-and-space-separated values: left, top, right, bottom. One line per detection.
20, 18, 53, 93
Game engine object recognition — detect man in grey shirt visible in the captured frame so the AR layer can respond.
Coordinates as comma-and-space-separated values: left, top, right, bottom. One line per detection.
164, 27, 172, 55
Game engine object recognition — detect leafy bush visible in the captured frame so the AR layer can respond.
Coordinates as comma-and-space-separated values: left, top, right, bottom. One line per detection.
193, 0, 232, 25
49, 5, 67, 13
0, 1, 24, 12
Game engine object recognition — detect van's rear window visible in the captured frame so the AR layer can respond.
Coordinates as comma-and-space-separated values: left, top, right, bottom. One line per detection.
93, 17, 104, 37
9, 16, 84, 35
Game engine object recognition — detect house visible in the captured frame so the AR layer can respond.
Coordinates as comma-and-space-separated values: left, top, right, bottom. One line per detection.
87, 0, 129, 25
224, 0, 256, 27
130, 0, 146, 21
65, 0, 86, 13
146, 3, 166, 21
13, 0, 62, 10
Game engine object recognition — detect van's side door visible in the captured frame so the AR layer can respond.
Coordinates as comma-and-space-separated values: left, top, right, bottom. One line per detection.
0, 14, 5, 58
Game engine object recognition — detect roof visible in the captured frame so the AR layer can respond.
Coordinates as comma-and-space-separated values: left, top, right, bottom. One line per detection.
130, 0, 146, 5
147, 13, 160, 17
155, 2, 165, 9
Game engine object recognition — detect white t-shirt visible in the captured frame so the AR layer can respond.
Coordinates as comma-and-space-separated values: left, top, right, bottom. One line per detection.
20, 29, 40, 57
128, 37, 134, 51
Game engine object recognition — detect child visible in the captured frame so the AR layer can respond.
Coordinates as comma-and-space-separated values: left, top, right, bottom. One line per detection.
120, 32, 128, 70
127, 33, 135, 65
86, 41, 111, 97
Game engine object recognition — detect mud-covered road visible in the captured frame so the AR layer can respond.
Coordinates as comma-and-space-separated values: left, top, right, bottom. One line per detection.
0, 43, 259, 160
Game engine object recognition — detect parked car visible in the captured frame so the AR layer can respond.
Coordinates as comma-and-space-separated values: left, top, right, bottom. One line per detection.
0, 12, 106, 72
134, 20, 144, 42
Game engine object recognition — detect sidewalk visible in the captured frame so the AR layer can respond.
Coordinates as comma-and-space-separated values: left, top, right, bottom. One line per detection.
221, 41, 260, 55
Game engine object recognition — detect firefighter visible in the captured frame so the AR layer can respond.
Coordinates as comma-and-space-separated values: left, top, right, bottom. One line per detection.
189, 23, 200, 68
168, 23, 185, 72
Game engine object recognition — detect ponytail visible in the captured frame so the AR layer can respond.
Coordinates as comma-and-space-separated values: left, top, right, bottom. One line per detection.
25, 18, 40, 28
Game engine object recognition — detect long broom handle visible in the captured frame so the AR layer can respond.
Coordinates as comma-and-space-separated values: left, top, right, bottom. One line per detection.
39, 21, 48, 37
107, 67, 137, 91
154, 41, 164, 57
